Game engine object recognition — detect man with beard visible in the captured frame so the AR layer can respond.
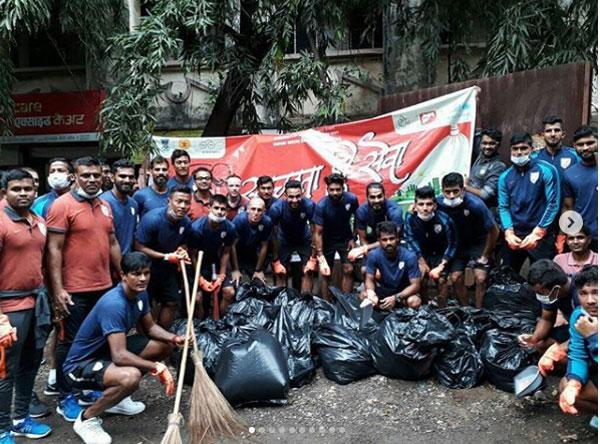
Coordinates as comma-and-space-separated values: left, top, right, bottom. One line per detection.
101, 160, 138, 255
225, 175, 248, 221
230, 198, 273, 284
189, 195, 237, 318
559, 265, 598, 417
438, 173, 499, 308
405, 186, 458, 307
313, 173, 359, 300
188, 167, 212, 220
47, 156, 125, 422
563, 126, 598, 250
269, 180, 316, 292
498, 133, 560, 272
167, 150, 194, 192
133, 156, 169, 217
349, 182, 403, 267
255, 176, 278, 210
32, 158, 74, 219
134, 185, 192, 330
464, 128, 507, 209
554, 226, 598, 275
535, 116, 579, 180
360, 221, 421, 310
99, 159, 114, 193
0, 169, 52, 442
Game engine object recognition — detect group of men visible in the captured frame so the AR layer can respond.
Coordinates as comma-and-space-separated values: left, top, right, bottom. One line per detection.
0, 116, 597, 443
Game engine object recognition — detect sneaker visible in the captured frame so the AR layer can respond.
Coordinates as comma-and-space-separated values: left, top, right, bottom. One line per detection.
78, 390, 103, 406
105, 396, 145, 416
73, 412, 111, 444
28, 393, 50, 418
0, 431, 15, 444
11, 416, 52, 439
56, 394, 83, 422
43, 383, 59, 397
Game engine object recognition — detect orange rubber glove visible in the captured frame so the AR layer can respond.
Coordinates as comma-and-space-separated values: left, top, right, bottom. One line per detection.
538, 343, 567, 376
555, 233, 567, 254
211, 274, 226, 293
198, 276, 213, 292
559, 380, 582, 415
505, 229, 523, 250
303, 256, 317, 273
428, 265, 444, 281
348, 246, 368, 262
271, 260, 287, 276
151, 362, 175, 397
520, 227, 547, 250
0, 316, 17, 380
317, 255, 331, 277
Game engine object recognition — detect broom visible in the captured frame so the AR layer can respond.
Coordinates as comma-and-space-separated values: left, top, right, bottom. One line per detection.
160, 251, 203, 444
180, 256, 245, 443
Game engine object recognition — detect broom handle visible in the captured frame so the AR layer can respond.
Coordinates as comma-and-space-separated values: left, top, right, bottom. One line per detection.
172, 251, 203, 415
180, 257, 202, 354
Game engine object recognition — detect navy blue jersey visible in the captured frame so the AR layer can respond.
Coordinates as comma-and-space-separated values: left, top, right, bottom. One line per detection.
268, 198, 315, 245
135, 207, 191, 255
167, 176, 194, 193
355, 199, 404, 244
189, 216, 236, 265
133, 186, 169, 218
313, 192, 359, 243
101, 190, 138, 255
436, 192, 495, 247
404, 211, 457, 260
232, 213, 273, 252
534, 146, 580, 180
498, 159, 560, 237
563, 162, 598, 240
365, 246, 420, 292
64, 284, 150, 374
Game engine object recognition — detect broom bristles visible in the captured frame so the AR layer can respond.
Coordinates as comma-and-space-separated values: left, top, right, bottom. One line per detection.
188, 351, 246, 443
160, 413, 184, 444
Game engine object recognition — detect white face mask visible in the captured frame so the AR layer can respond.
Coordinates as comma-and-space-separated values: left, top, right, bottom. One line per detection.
76, 188, 102, 200
417, 211, 435, 221
443, 196, 463, 208
208, 212, 226, 223
536, 286, 559, 304
511, 154, 530, 166
47, 173, 71, 191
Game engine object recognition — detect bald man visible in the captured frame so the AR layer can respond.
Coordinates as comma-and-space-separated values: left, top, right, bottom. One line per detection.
230, 198, 274, 285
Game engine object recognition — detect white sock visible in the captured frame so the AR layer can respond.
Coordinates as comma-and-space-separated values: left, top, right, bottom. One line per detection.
47, 368, 56, 385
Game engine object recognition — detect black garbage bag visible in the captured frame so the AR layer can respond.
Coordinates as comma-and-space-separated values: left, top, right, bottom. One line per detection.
313, 297, 336, 329
329, 287, 386, 336
223, 297, 273, 329
489, 310, 537, 335
484, 266, 541, 316
270, 305, 315, 387
480, 329, 536, 392
312, 323, 375, 385
214, 328, 289, 407
235, 279, 282, 302
437, 306, 494, 347
371, 307, 454, 380
434, 329, 484, 389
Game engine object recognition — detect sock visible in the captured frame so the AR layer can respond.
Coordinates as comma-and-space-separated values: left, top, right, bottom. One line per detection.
48, 368, 56, 385
13, 418, 26, 426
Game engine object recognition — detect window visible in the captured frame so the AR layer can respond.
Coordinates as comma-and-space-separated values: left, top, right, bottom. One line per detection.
11, 27, 85, 69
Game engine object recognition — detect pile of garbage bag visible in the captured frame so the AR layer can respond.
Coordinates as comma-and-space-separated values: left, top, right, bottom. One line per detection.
171, 270, 540, 405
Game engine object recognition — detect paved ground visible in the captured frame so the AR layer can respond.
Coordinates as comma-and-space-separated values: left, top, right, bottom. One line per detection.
31, 363, 596, 444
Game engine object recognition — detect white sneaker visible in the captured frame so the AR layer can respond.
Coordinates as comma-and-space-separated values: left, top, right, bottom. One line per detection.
105, 396, 145, 416
73, 412, 112, 444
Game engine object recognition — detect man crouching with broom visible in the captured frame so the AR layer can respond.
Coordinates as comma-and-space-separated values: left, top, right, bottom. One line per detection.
63, 252, 185, 444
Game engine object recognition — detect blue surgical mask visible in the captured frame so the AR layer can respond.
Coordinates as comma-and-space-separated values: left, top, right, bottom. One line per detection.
511, 154, 530, 166
443, 196, 463, 208
417, 211, 435, 221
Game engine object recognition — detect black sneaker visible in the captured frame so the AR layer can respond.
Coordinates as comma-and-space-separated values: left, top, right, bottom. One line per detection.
28, 393, 50, 418
43, 382, 59, 397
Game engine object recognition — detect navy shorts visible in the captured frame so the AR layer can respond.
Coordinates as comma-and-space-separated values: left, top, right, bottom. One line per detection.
148, 263, 182, 304
65, 335, 149, 391
279, 241, 311, 267
323, 240, 351, 266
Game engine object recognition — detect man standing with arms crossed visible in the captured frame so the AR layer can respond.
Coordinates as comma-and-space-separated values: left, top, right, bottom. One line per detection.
47, 157, 132, 423
133, 156, 170, 217
0, 169, 52, 442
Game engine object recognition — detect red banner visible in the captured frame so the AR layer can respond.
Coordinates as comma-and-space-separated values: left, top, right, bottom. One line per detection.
154, 87, 478, 204
12, 90, 105, 135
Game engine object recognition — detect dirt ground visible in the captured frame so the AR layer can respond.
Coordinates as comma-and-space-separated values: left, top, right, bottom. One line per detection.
31, 363, 596, 444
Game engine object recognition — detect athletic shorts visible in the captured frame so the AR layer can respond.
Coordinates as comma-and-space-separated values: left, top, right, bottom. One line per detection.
423, 254, 450, 278
374, 285, 417, 307
279, 240, 311, 267
147, 263, 182, 304
65, 335, 149, 391
449, 241, 486, 273
323, 240, 351, 266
